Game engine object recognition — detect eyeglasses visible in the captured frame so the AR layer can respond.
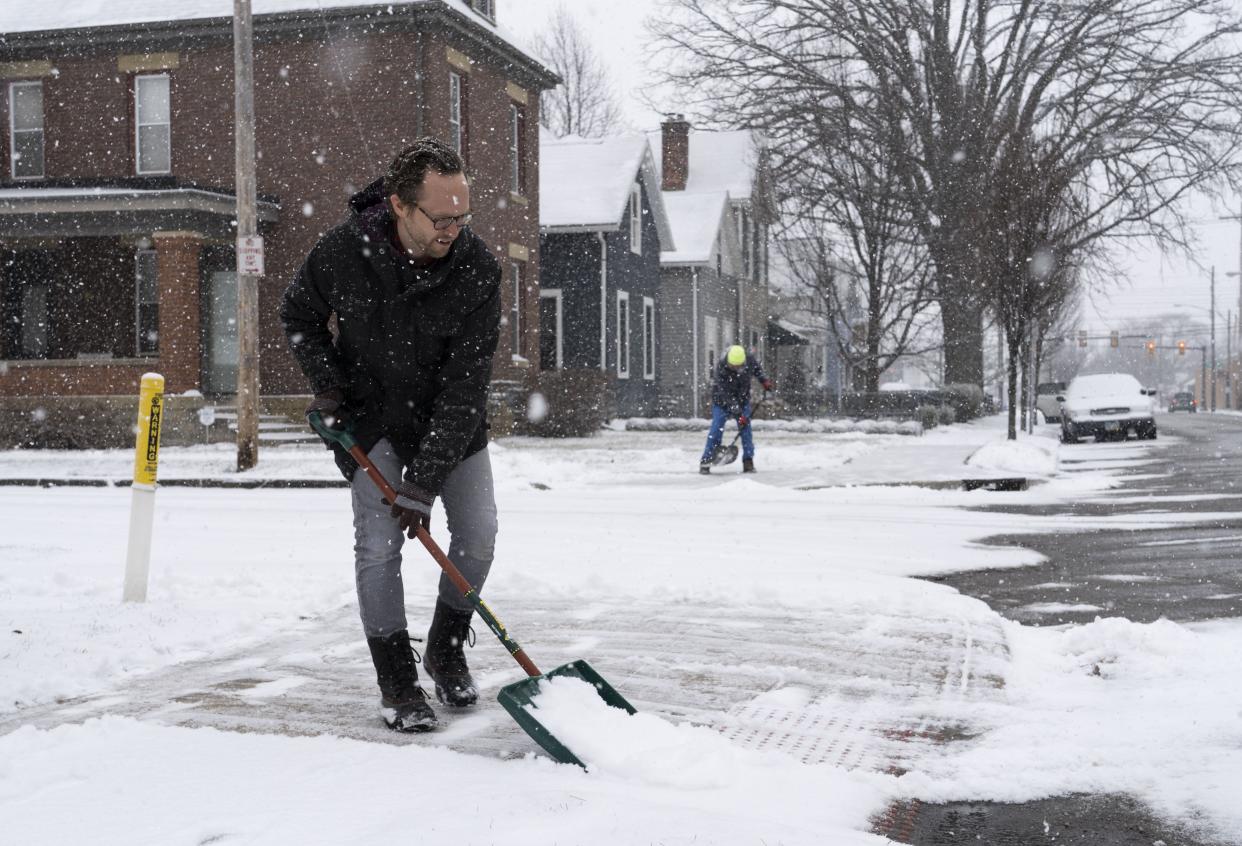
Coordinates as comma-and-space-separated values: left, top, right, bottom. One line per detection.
416, 205, 473, 231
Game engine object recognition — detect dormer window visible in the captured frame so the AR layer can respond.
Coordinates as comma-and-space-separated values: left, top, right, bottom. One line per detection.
469, 0, 495, 21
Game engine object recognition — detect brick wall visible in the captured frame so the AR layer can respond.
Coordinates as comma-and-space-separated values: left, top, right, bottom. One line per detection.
0, 7, 551, 399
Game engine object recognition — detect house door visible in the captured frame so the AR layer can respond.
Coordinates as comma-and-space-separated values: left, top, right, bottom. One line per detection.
203, 270, 239, 394
539, 289, 562, 370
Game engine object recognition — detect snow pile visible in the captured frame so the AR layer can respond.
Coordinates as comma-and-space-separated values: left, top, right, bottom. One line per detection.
903, 616, 1242, 842
966, 433, 1059, 477
620, 416, 924, 436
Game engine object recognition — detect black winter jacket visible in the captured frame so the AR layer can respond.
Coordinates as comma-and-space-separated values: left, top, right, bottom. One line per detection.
710, 352, 769, 414
280, 178, 501, 494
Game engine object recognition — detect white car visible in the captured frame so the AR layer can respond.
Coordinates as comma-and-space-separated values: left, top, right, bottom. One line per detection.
1059, 373, 1158, 443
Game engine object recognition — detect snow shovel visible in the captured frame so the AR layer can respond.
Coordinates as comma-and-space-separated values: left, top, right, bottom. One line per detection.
711, 395, 767, 466
308, 412, 636, 767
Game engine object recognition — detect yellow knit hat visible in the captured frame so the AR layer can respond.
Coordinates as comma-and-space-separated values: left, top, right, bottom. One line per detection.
726, 345, 746, 366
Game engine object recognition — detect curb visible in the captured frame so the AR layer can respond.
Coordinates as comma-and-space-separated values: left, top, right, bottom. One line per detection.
0, 478, 348, 489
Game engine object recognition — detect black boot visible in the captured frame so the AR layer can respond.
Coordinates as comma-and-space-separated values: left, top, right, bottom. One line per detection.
743, 458, 756, 473
423, 600, 479, 707
366, 630, 437, 732
699, 462, 712, 475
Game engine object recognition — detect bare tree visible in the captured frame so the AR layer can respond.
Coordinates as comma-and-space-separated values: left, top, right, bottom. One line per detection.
777, 97, 938, 392
650, 0, 1242, 388
530, 4, 624, 138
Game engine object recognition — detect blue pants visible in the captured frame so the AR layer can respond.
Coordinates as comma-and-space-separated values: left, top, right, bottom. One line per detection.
351, 439, 497, 638
701, 402, 753, 463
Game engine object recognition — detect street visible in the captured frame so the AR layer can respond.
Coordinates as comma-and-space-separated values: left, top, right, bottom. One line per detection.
902, 412, 1242, 845
936, 411, 1242, 626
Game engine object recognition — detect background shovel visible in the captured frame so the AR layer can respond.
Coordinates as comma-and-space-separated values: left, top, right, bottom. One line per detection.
308, 412, 636, 767
711, 395, 767, 466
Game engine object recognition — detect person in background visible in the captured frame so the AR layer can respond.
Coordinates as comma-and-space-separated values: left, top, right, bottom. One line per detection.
699, 344, 773, 475
280, 139, 501, 733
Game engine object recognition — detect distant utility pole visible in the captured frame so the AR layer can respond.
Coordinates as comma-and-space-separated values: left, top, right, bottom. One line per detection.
234, 0, 261, 471
1211, 266, 1217, 412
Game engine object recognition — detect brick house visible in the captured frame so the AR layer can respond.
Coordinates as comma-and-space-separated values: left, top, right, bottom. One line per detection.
649, 116, 777, 417
0, 0, 555, 444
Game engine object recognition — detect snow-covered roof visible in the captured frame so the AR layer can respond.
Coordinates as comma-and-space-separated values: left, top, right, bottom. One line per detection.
645, 127, 766, 268
0, 1, 538, 67
659, 191, 727, 265
539, 132, 673, 248
647, 128, 763, 199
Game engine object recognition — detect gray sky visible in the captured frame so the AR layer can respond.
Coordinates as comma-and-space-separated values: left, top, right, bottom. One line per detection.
502, 1, 1242, 342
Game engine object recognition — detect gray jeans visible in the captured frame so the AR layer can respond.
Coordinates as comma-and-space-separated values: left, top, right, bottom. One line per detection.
351, 439, 497, 638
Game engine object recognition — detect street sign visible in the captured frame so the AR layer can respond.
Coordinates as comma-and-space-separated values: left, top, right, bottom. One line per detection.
237, 235, 265, 276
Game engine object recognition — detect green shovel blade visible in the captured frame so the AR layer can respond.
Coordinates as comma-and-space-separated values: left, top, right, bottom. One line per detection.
498, 659, 637, 767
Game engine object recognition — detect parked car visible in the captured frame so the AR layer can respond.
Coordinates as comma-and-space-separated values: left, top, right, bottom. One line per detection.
1059, 373, 1158, 443
1168, 391, 1197, 413
1036, 381, 1067, 423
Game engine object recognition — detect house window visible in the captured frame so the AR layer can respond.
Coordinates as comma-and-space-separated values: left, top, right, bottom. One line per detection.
134, 74, 171, 174
135, 249, 159, 355
8, 81, 44, 179
616, 290, 630, 378
449, 72, 467, 157
469, 0, 494, 19
642, 296, 655, 380
509, 103, 524, 194
715, 230, 723, 276
510, 260, 524, 359
18, 282, 49, 358
629, 183, 642, 255
539, 289, 562, 371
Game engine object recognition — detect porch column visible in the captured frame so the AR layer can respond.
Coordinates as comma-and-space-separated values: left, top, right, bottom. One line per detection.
153, 231, 204, 393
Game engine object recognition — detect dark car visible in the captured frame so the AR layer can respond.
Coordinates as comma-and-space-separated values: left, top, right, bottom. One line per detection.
1168, 391, 1197, 413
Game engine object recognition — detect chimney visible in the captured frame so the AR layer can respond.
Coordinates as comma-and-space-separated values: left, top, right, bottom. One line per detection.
661, 113, 690, 192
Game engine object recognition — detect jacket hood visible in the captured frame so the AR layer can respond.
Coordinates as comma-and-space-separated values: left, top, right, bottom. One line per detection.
349, 177, 389, 217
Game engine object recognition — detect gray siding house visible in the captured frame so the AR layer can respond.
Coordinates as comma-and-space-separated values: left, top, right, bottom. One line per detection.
649, 117, 776, 417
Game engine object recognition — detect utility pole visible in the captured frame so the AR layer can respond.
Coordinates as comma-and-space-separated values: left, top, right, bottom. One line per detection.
1228, 310, 1233, 410
234, 0, 261, 471
1210, 266, 1217, 412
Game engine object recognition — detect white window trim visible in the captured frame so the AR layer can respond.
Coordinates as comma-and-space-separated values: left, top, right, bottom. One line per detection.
449, 72, 463, 155
704, 314, 718, 374
616, 290, 630, 379
540, 288, 563, 371
509, 260, 523, 360
629, 183, 642, 255
134, 73, 171, 175
642, 296, 655, 380
8, 80, 44, 180
509, 103, 522, 195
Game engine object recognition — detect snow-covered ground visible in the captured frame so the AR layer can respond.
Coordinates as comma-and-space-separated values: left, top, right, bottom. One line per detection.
2, 416, 1239, 844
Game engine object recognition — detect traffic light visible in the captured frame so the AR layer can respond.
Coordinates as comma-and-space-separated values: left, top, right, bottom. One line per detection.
1110, 330, 1119, 348
1078, 329, 1088, 348
1146, 340, 1156, 357
1178, 340, 1187, 356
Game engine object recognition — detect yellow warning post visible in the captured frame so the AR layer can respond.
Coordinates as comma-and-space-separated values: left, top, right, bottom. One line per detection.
123, 373, 165, 602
